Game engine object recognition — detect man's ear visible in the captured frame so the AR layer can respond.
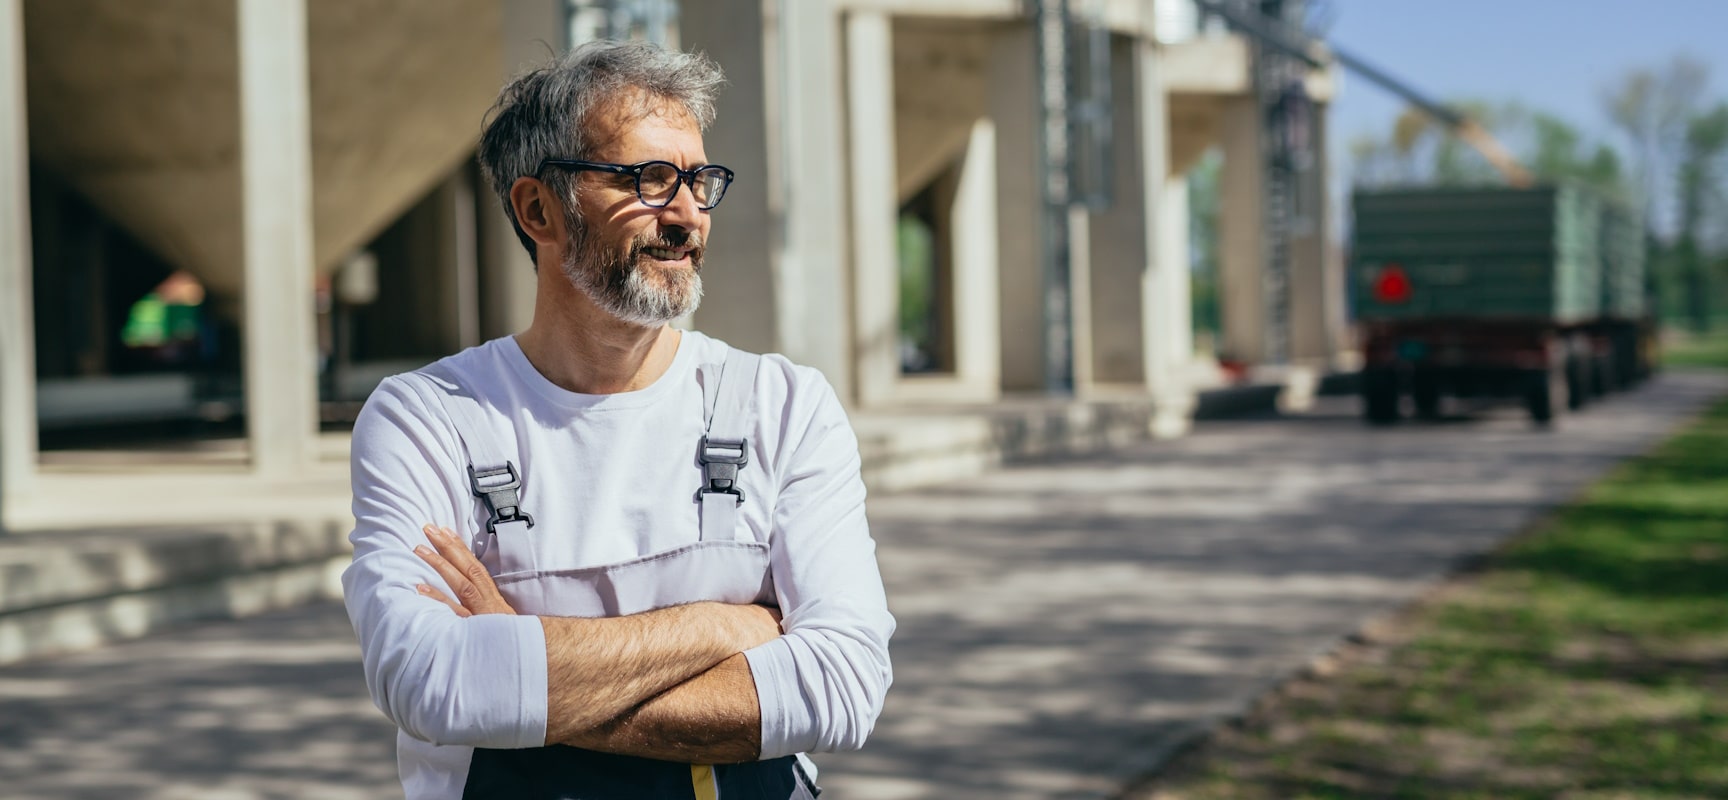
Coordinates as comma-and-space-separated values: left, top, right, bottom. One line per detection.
509, 177, 566, 249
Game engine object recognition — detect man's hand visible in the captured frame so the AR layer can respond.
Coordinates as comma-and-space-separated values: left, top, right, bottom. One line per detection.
414, 524, 517, 616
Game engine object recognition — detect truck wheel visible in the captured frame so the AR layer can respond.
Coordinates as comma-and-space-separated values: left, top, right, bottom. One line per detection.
1363, 368, 1400, 425
1526, 368, 1558, 425
1595, 354, 1618, 394
1565, 356, 1589, 409
1412, 369, 1442, 419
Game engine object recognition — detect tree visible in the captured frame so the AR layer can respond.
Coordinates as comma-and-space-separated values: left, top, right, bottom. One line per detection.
1675, 104, 1728, 331
1527, 112, 1628, 198
1600, 55, 1710, 232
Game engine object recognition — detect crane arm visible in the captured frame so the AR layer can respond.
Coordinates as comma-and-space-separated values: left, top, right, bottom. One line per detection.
1191, 0, 1534, 187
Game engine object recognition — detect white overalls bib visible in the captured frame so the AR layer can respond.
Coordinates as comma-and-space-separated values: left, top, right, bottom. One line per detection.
411, 348, 819, 800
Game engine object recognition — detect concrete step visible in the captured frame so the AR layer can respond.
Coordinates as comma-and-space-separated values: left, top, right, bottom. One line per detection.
0, 384, 1331, 665
0, 519, 351, 666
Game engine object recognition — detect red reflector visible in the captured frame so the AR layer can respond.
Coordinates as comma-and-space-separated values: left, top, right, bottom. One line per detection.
1374, 264, 1413, 304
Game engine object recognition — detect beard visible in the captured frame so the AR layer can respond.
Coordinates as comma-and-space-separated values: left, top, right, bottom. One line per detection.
560, 210, 705, 327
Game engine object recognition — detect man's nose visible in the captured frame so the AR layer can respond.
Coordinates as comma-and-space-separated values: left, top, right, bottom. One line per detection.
657, 179, 705, 228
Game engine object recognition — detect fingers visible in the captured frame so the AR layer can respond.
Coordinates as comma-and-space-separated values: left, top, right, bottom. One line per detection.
413, 524, 518, 616
429, 526, 498, 603
416, 583, 472, 617
415, 528, 473, 604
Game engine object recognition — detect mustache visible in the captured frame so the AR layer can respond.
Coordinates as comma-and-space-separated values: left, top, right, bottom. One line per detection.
630, 230, 705, 259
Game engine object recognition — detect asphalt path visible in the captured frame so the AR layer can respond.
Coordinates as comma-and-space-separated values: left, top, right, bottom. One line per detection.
3, 371, 1723, 799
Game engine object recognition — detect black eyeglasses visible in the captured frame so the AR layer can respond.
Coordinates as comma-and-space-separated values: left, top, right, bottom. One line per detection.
536, 159, 735, 211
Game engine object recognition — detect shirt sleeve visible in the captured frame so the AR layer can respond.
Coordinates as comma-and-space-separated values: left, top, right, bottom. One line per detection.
743, 366, 896, 757
340, 374, 550, 749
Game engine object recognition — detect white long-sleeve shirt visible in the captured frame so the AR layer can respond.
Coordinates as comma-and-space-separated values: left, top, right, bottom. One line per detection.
341, 331, 894, 795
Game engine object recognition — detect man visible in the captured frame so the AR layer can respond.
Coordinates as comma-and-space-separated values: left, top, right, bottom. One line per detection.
342, 40, 894, 799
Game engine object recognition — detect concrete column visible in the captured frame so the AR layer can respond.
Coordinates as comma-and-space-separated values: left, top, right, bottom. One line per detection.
946, 118, 1001, 400
478, 0, 562, 342
845, 10, 899, 408
1217, 94, 1265, 365
1157, 173, 1195, 375
684, 0, 853, 399
1288, 104, 1339, 366
1068, 204, 1094, 391
682, 0, 778, 356
1137, 39, 1194, 436
477, 194, 536, 340
450, 166, 481, 350
771, 0, 851, 398
989, 23, 1043, 393
239, 0, 319, 478
0, 0, 37, 512
1086, 35, 1148, 387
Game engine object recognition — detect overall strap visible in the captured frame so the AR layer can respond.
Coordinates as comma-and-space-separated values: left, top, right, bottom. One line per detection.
419, 363, 534, 561
696, 348, 762, 542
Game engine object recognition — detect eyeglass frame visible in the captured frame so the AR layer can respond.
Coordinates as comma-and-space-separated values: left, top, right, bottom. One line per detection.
534, 158, 736, 211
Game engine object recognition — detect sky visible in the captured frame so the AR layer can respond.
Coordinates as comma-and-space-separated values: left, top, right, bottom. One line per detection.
1323, 0, 1728, 174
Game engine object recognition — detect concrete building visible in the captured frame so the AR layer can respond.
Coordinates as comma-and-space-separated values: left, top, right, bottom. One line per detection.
0, 0, 1341, 528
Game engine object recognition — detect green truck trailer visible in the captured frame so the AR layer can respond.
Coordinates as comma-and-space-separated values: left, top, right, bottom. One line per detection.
1351, 184, 1651, 424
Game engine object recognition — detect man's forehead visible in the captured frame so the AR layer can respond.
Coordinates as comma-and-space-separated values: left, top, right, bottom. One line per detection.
582, 92, 702, 160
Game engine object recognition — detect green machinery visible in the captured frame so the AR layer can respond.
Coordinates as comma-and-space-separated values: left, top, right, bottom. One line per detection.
1351, 184, 1650, 425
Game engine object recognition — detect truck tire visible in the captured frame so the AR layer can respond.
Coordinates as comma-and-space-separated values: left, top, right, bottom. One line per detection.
1362, 368, 1400, 425
1594, 354, 1617, 394
1526, 367, 1560, 425
1565, 355, 1589, 410
1412, 368, 1442, 419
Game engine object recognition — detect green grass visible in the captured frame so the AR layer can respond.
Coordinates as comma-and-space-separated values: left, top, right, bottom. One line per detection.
1135, 399, 1728, 800
1663, 330, 1728, 370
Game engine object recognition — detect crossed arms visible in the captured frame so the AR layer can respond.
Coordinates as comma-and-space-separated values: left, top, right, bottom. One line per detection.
412, 524, 777, 763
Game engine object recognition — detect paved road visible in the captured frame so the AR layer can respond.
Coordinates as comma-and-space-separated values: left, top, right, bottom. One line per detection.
4, 372, 1723, 800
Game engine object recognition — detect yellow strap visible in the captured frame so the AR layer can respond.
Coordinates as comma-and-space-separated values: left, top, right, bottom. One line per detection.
691, 764, 719, 800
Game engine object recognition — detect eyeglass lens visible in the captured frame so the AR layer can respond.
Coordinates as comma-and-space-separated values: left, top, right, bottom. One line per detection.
638, 163, 729, 209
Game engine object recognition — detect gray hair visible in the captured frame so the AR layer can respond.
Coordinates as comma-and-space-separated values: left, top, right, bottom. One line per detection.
477, 40, 726, 264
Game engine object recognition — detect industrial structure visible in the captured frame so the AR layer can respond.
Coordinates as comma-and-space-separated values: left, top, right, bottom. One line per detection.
0, 0, 1346, 527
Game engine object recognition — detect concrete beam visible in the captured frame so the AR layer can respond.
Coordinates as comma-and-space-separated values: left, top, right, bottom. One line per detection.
834, 0, 1018, 19
0, 0, 36, 514
239, 0, 319, 478
1162, 35, 1250, 95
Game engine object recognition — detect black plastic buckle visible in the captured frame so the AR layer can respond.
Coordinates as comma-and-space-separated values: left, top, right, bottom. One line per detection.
696, 436, 748, 503
468, 463, 535, 534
